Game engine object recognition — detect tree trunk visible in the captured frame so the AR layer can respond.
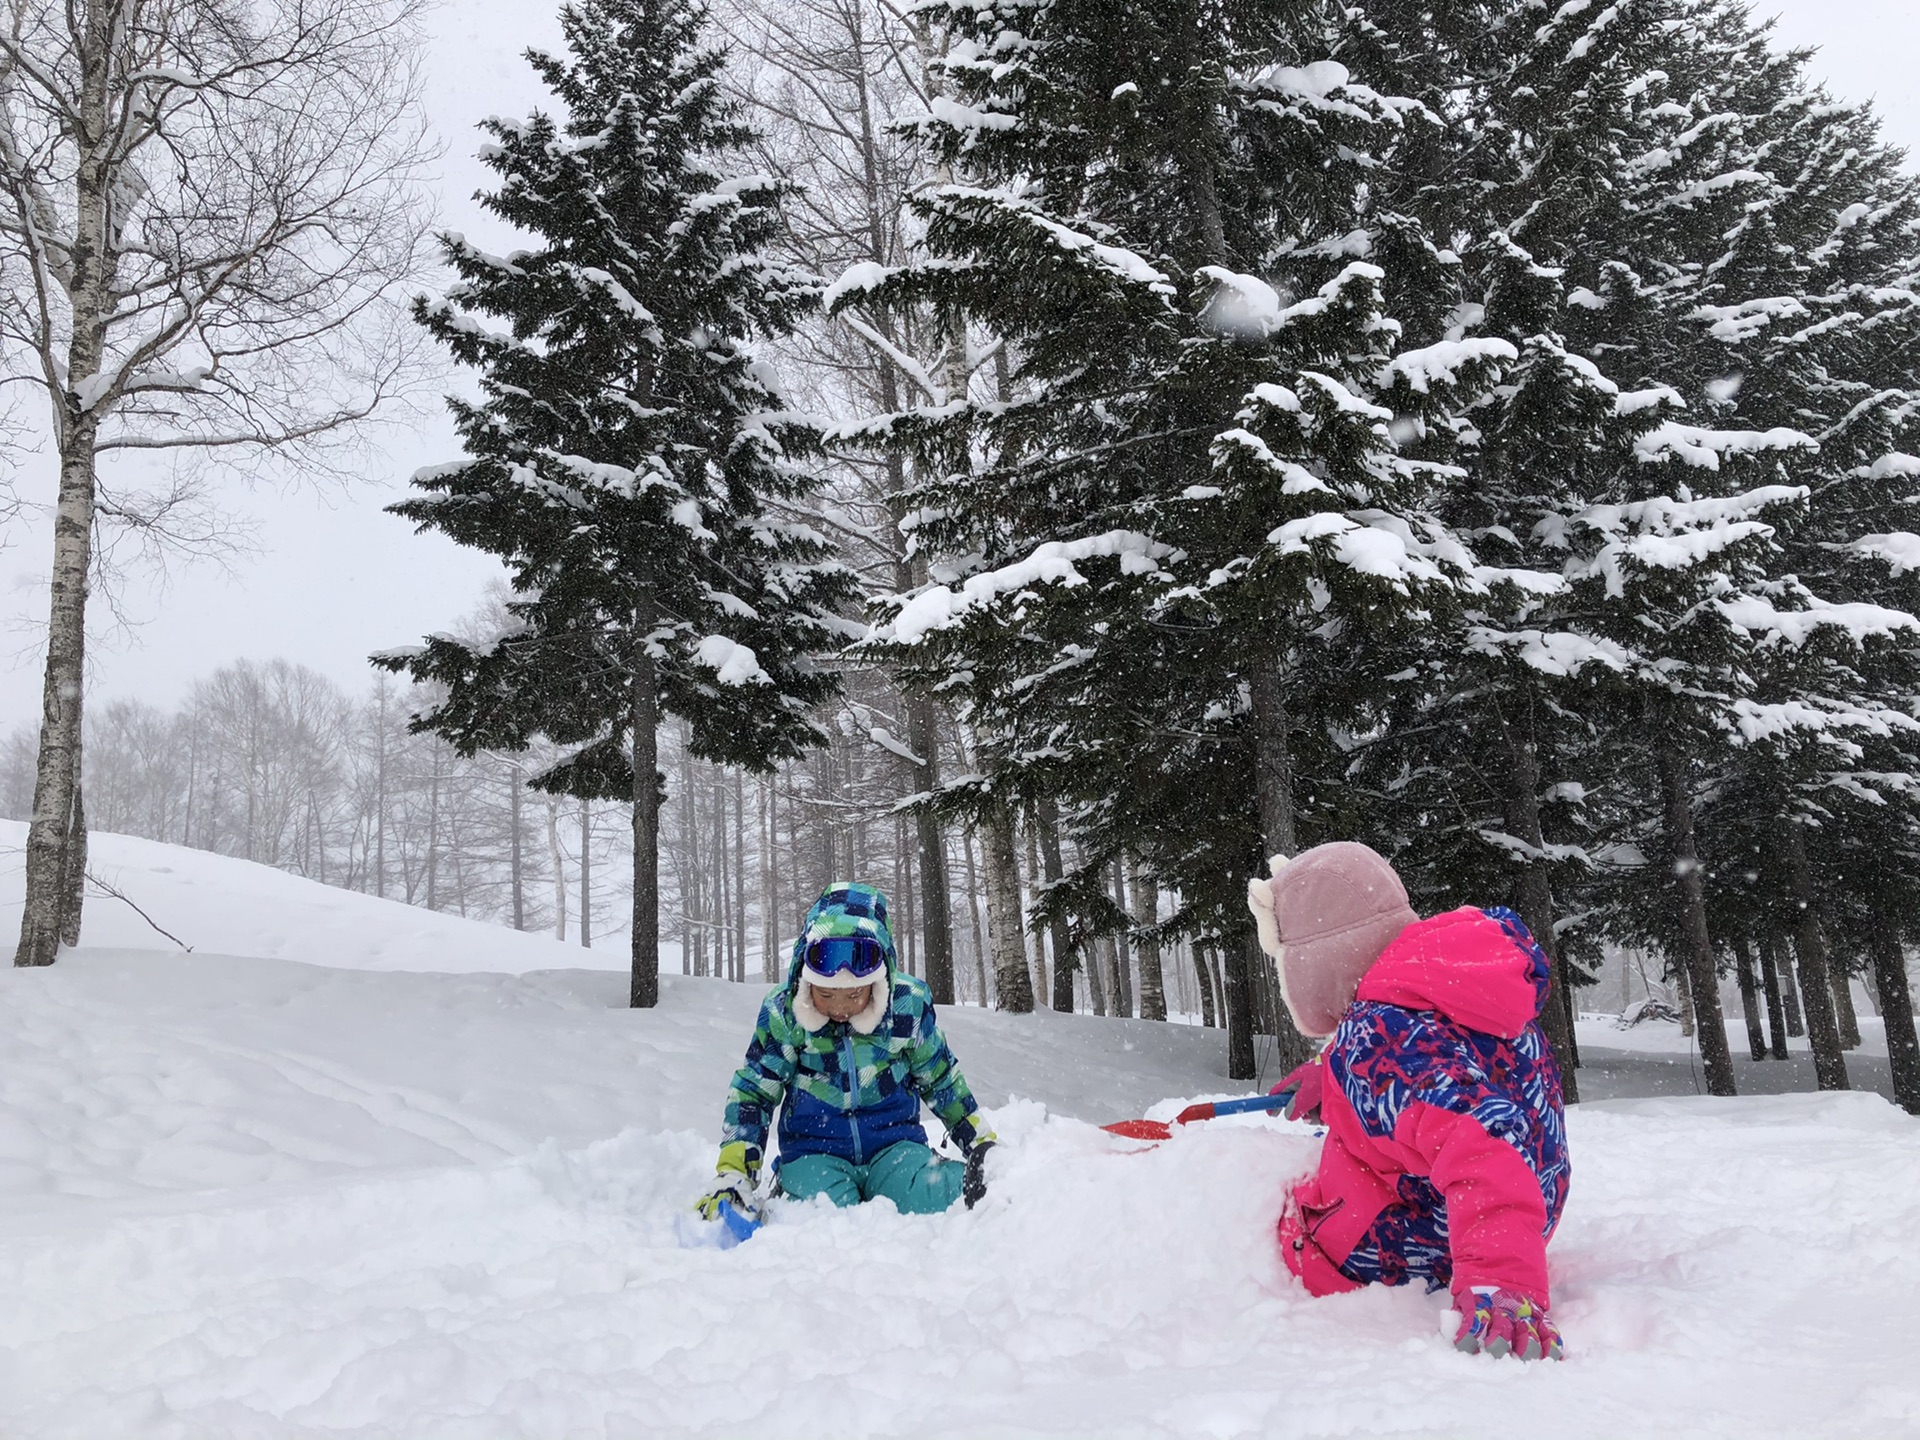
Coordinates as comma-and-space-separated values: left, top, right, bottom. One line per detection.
580, 797, 593, 948
1127, 858, 1166, 1021
1756, 929, 1789, 1059
1830, 963, 1862, 1050
760, 774, 778, 983
630, 647, 661, 1008
734, 767, 747, 982
425, 762, 440, 912
907, 694, 956, 1004
1767, 929, 1805, 1037
1247, 660, 1316, 1068
547, 795, 567, 942
1087, 932, 1110, 1016
1193, 940, 1218, 1028
1035, 799, 1077, 1012
508, 767, 525, 930
1497, 696, 1580, 1098
983, 803, 1033, 1012
18, 58, 116, 967
1655, 747, 1737, 1096
1110, 861, 1134, 1019
1866, 930, 1920, 1115
962, 824, 989, 1005
1022, 817, 1049, 1005
1730, 933, 1767, 1062
374, 691, 388, 898
57, 772, 87, 948
1224, 932, 1257, 1080
15, 415, 102, 968
1783, 822, 1848, 1091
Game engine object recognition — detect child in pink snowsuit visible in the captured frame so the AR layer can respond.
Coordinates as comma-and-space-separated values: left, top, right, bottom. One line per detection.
1248, 842, 1570, 1360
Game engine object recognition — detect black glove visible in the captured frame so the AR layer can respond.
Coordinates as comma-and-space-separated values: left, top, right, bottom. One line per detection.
963, 1139, 996, 1209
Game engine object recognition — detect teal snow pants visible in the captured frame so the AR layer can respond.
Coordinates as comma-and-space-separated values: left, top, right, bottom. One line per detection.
777, 1141, 965, 1214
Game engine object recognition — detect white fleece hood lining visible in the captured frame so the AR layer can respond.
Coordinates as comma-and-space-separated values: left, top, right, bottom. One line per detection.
793, 976, 890, 1034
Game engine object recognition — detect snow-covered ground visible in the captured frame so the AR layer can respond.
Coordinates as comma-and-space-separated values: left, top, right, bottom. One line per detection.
2, 826, 1917, 1438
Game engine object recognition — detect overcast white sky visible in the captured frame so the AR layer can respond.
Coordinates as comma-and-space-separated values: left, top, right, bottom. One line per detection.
0, 0, 1915, 733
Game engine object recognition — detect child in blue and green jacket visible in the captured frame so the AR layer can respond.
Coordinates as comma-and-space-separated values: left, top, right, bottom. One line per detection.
694, 882, 997, 1222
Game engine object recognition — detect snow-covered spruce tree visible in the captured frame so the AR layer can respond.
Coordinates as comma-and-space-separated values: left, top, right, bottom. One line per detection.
379, 0, 853, 1008
1337, 0, 1920, 1098
1349, 73, 1742, 1090
1648, 11, 1920, 1100
845, 0, 1498, 1074
1520, 0, 1920, 1094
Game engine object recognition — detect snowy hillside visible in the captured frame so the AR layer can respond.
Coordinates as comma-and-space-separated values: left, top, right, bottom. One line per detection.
1, 831, 1917, 1438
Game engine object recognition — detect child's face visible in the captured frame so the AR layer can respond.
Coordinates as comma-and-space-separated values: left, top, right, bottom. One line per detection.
810, 982, 876, 1022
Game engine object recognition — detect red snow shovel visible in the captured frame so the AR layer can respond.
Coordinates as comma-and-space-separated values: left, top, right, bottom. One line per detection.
1102, 1092, 1292, 1142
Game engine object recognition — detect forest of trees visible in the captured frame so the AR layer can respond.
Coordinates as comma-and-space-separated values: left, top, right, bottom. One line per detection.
8, 0, 1920, 1113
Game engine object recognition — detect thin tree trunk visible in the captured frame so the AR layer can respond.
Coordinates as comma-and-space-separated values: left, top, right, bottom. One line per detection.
630, 643, 661, 1007
760, 773, 777, 983
1783, 822, 1849, 1091
733, 767, 747, 981
1247, 660, 1315, 1068
579, 797, 592, 949
962, 824, 989, 1005
1656, 747, 1737, 1096
1757, 929, 1789, 1059
1730, 933, 1767, 1062
1193, 940, 1218, 1029
1110, 861, 1134, 1019
1022, 815, 1049, 1005
711, 769, 728, 979
908, 693, 956, 1003
1036, 799, 1076, 1012
57, 773, 87, 948
1768, 928, 1805, 1037
509, 766, 526, 930
983, 803, 1033, 1012
425, 761, 440, 912
1866, 930, 1920, 1115
1087, 931, 1110, 1016
16, 411, 102, 967
1127, 858, 1166, 1021
547, 795, 567, 942
1223, 932, 1258, 1080
374, 692, 387, 899
1830, 964, 1862, 1050
1497, 696, 1580, 1096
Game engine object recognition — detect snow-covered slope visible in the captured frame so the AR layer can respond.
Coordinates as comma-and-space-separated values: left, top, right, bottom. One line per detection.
1, 830, 1917, 1438
0, 819, 621, 973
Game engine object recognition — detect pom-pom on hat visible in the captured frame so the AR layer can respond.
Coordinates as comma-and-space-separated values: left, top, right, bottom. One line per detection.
1247, 842, 1419, 1038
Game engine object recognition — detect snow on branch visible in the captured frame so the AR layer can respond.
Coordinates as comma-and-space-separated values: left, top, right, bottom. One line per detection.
694, 635, 772, 685
878, 531, 1175, 645
1633, 423, 1816, 469
1716, 593, 1920, 648
1266, 511, 1447, 589
1464, 625, 1638, 677
1380, 337, 1518, 393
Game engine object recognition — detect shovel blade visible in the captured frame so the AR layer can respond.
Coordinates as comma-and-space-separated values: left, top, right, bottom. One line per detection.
1101, 1119, 1174, 1141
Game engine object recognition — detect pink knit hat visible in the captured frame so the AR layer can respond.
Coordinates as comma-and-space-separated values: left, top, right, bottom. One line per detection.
1247, 842, 1420, 1038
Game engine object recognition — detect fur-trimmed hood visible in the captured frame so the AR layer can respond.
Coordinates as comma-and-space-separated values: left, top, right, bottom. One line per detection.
786, 882, 897, 1034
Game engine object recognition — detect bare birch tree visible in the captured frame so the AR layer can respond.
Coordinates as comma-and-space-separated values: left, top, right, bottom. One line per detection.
4, 0, 431, 967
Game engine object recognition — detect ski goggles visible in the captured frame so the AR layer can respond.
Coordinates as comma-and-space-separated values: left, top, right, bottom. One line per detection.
803, 935, 888, 978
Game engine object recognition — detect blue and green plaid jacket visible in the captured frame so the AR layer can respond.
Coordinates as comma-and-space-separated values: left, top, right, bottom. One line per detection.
718, 883, 994, 1179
